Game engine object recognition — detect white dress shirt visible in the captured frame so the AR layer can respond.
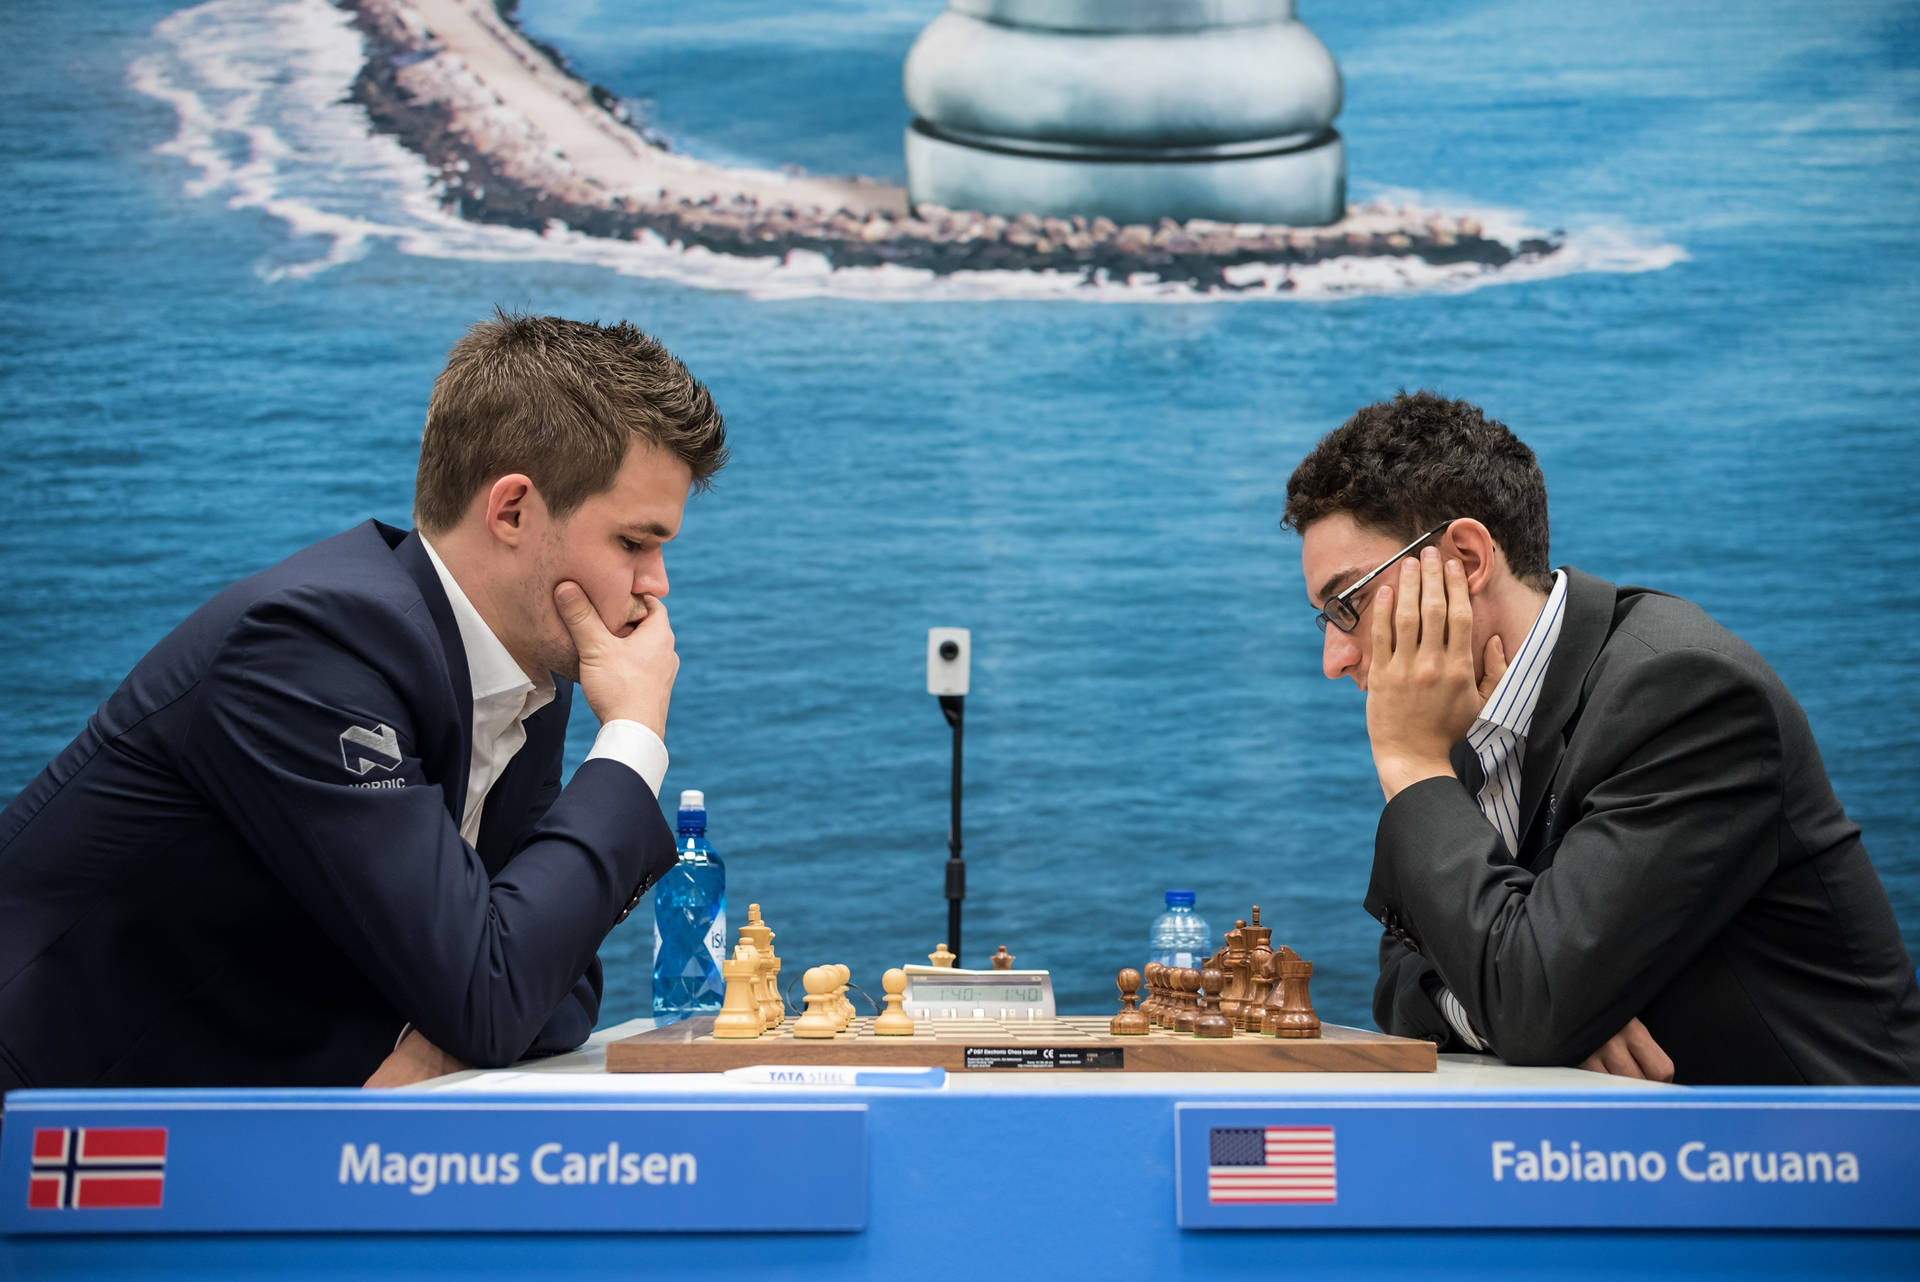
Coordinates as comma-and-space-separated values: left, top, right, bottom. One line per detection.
1435, 569, 1569, 1052
419, 538, 668, 844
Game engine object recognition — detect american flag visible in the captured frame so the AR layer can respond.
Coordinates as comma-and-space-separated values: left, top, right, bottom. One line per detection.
28, 1127, 168, 1210
1207, 1125, 1336, 1204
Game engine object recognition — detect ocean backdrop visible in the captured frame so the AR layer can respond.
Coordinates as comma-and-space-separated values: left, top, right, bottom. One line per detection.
2, 0, 1916, 1029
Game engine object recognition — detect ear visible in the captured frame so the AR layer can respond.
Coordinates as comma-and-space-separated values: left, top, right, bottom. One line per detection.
1442, 519, 1500, 596
482, 474, 540, 548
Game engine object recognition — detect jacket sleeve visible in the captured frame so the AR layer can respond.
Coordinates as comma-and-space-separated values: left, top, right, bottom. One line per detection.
1365, 647, 1783, 1066
491, 709, 610, 1059
523, 961, 603, 1058
1373, 932, 1465, 1049
176, 590, 674, 1068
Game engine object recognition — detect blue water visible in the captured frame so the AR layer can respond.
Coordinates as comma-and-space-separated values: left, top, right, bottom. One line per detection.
2, 0, 1917, 1031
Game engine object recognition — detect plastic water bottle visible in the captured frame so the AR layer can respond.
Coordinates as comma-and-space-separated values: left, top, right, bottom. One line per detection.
1148, 890, 1212, 970
651, 789, 727, 1017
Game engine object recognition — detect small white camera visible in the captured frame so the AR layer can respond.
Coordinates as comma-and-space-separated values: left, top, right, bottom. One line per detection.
926, 627, 970, 696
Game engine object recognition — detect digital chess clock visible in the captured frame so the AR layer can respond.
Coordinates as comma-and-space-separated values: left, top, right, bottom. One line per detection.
900, 965, 1056, 1019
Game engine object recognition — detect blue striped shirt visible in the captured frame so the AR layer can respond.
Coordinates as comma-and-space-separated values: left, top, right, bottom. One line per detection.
1436, 570, 1568, 1051
1468, 569, 1569, 858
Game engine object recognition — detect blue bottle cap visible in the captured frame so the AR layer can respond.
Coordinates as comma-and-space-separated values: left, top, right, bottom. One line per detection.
1165, 890, 1196, 907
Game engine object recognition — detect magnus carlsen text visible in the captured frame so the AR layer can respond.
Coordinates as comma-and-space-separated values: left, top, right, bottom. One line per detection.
339, 1142, 696, 1196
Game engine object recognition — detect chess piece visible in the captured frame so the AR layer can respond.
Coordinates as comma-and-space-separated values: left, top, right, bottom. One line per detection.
711, 942, 766, 1039
793, 966, 841, 1038
1238, 906, 1276, 1031
746, 963, 776, 1031
1247, 950, 1280, 1034
1142, 962, 1164, 1025
1194, 966, 1235, 1038
1270, 950, 1321, 1038
1159, 971, 1190, 1028
928, 942, 956, 968
1260, 946, 1322, 1038
740, 903, 783, 1028
990, 945, 1015, 970
1254, 942, 1290, 1035
1256, 945, 1291, 1036
1215, 917, 1251, 1026
1152, 959, 1182, 1028
1151, 963, 1176, 1027
874, 968, 916, 1036
831, 963, 855, 1030
1110, 968, 1150, 1035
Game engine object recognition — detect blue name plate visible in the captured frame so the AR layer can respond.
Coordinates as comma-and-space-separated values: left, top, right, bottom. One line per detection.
0, 1090, 867, 1234
1176, 1094, 1920, 1230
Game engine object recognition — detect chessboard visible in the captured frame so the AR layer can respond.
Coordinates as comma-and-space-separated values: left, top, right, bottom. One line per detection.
605, 1015, 1436, 1074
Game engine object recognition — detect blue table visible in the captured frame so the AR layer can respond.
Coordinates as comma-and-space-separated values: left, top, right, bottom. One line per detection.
5, 1020, 1917, 1279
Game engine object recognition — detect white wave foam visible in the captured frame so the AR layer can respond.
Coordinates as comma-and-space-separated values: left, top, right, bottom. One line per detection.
129, 0, 1686, 301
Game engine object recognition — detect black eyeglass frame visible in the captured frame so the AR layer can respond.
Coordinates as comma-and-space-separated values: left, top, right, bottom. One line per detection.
1313, 520, 1458, 635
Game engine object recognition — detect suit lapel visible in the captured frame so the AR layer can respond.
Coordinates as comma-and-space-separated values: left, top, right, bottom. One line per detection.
1450, 739, 1485, 794
1513, 568, 1616, 859
475, 685, 570, 875
389, 524, 473, 829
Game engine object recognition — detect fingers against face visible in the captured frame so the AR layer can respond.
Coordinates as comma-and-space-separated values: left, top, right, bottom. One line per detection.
1370, 568, 1395, 660
1397, 557, 1424, 651
554, 581, 600, 632
1394, 556, 1423, 655
1371, 554, 1447, 669
1479, 633, 1508, 700
1421, 549, 1449, 655
554, 581, 614, 665
1445, 556, 1474, 662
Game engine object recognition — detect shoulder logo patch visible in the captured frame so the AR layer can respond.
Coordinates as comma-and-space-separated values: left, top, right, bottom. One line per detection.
339, 723, 402, 776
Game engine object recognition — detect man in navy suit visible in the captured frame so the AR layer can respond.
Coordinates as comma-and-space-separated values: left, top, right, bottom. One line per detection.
0, 312, 728, 1089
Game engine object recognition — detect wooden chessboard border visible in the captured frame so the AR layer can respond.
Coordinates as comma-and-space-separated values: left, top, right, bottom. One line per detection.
605, 1015, 1437, 1074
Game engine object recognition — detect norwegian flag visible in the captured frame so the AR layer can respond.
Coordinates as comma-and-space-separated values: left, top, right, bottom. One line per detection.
28, 1127, 167, 1210
1207, 1125, 1337, 1204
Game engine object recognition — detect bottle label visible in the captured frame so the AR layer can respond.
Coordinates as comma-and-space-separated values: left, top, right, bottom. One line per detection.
705, 909, 728, 973
1173, 951, 1195, 969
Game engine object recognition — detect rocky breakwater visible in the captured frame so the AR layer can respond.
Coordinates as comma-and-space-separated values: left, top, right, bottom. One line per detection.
339, 0, 1559, 291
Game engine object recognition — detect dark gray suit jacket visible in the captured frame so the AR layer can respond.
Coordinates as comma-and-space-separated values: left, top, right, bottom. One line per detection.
1367, 568, 1920, 1085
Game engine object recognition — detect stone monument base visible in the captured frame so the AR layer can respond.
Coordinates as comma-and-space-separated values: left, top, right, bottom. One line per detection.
906, 124, 1346, 227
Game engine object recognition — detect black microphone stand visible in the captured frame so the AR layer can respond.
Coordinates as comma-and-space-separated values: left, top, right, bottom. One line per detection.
938, 692, 965, 963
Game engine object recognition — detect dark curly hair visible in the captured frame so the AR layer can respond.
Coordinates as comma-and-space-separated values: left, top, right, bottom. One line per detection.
1283, 391, 1552, 590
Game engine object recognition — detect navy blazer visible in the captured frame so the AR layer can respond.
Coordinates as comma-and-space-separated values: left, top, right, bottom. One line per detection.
0, 521, 677, 1089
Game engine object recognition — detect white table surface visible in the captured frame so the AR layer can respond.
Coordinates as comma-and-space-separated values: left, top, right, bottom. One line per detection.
411, 1018, 1677, 1096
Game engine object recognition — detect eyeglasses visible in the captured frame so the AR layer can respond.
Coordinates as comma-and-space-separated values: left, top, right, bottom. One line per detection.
1313, 520, 1457, 634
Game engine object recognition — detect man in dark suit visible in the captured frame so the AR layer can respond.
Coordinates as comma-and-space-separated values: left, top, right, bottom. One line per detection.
0, 312, 727, 1089
1285, 392, 1920, 1085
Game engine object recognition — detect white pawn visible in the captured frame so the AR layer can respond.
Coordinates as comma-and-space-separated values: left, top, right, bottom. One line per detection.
874, 968, 916, 1037
792, 966, 840, 1039
832, 963, 855, 1030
